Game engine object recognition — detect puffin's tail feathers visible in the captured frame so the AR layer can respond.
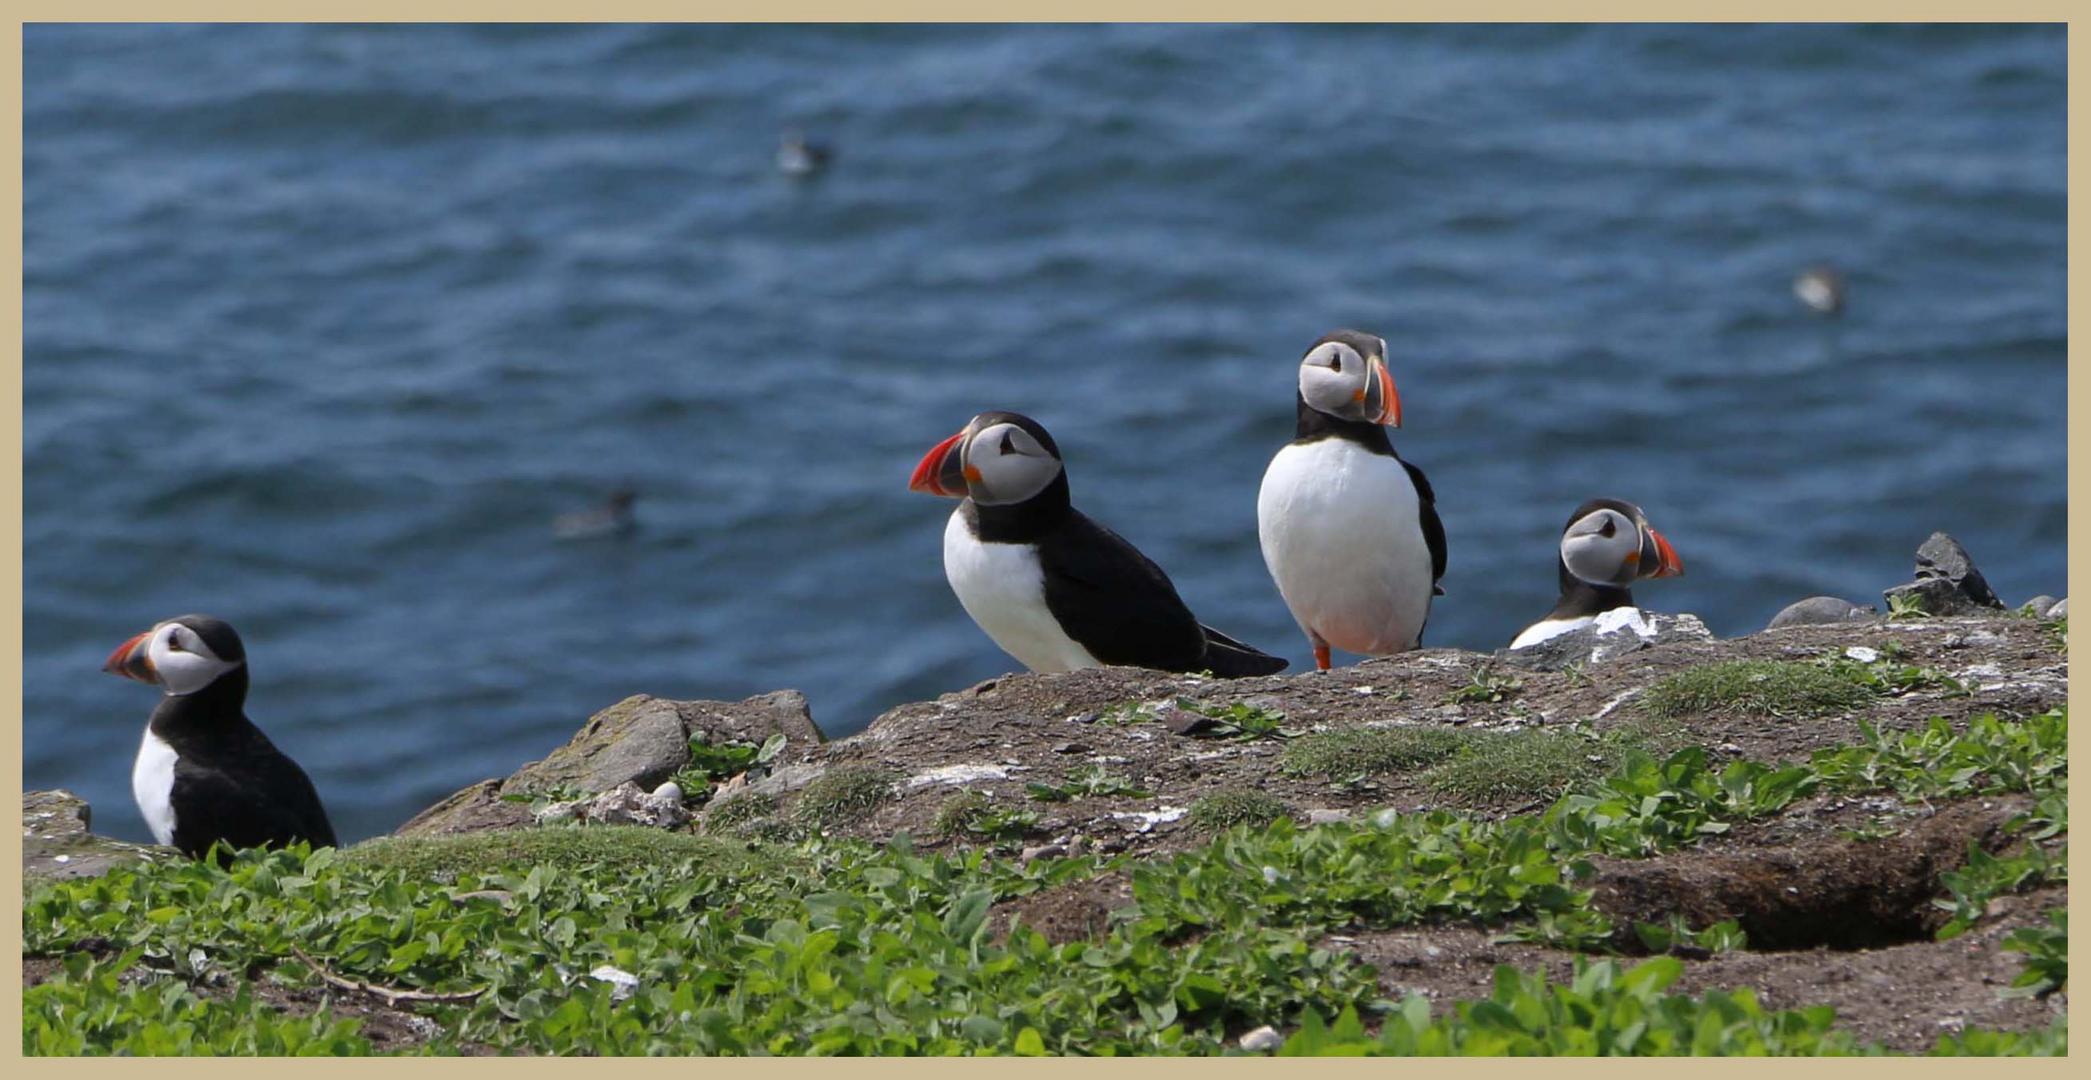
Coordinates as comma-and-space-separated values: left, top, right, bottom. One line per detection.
1197, 625, 1289, 677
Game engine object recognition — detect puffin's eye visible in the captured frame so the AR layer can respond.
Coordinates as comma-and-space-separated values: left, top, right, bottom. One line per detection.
999, 432, 1015, 455
1598, 518, 1617, 538
166, 634, 185, 652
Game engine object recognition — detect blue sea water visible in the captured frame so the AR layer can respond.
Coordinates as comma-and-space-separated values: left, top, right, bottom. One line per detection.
23, 24, 2067, 844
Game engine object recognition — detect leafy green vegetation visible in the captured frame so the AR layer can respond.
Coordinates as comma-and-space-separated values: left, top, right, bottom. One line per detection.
1278, 725, 1468, 783
1641, 660, 1872, 720
1811, 712, 2067, 800
1275, 956, 2064, 1056
1445, 663, 1522, 705
25, 951, 376, 1056
1632, 917, 1748, 956
1177, 700, 1301, 740
22, 708, 2067, 1056
1188, 790, 1290, 832
1026, 765, 1153, 802
931, 790, 1040, 844
792, 767, 897, 829
1886, 591, 1931, 621
670, 732, 787, 802
1999, 910, 2066, 999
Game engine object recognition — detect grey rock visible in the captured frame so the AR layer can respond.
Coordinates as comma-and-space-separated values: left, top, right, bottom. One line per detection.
1158, 704, 1222, 737
746, 761, 827, 799
1766, 596, 1877, 630
2048, 598, 2067, 620
399, 690, 824, 837
1497, 609, 1714, 671
572, 782, 690, 829
2020, 596, 2059, 618
518, 695, 692, 795
1882, 532, 2003, 615
22, 790, 169, 882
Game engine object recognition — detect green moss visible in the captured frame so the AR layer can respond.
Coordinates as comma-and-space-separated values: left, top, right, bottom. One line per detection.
1421, 730, 1611, 805
1279, 726, 1470, 782
793, 767, 897, 829
1189, 790, 1291, 831
1640, 660, 1872, 721
343, 826, 747, 882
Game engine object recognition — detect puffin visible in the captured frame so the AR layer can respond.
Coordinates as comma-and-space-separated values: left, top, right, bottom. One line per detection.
1257, 330, 1446, 671
909, 411, 1287, 678
102, 615, 337, 858
1508, 498, 1684, 649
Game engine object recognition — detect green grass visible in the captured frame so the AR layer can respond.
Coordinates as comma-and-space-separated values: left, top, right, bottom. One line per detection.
1279, 726, 1470, 783
792, 767, 897, 830
1419, 729, 1615, 805
343, 827, 751, 881
1641, 660, 1872, 721
1188, 790, 1291, 832
21, 708, 2067, 1057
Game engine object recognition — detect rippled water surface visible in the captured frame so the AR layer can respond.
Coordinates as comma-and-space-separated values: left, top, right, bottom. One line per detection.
24, 24, 2067, 843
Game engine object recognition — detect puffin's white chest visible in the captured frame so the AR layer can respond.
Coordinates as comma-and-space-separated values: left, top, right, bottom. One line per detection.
132, 729, 179, 847
1257, 439, 1435, 656
1508, 615, 1596, 650
943, 509, 1101, 674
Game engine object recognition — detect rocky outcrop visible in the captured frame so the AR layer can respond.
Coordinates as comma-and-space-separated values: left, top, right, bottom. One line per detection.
1882, 532, 2005, 615
22, 789, 166, 883
393, 691, 824, 837
1765, 596, 1876, 630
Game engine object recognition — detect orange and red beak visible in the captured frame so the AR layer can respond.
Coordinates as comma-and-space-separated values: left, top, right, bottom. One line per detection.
1361, 356, 1402, 427
103, 630, 157, 684
908, 429, 973, 498
1645, 527, 1684, 579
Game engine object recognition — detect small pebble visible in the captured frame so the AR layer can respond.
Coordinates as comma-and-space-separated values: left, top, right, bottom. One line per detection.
1239, 1026, 1284, 1053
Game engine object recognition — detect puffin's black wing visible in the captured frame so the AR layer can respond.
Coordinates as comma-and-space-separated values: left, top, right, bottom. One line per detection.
1033, 512, 1212, 673
1196, 624, 1289, 677
1401, 457, 1448, 595
168, 727, 337, 859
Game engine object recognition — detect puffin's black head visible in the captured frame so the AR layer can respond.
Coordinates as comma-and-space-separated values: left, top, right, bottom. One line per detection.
1297, 330, 1402, 427
103, 614, 247, 697
908, 410, 1067, 506
1559, 499, 1683, 589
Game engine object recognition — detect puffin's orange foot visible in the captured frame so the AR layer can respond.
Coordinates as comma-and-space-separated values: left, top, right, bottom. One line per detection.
1313, 642, 1331, 671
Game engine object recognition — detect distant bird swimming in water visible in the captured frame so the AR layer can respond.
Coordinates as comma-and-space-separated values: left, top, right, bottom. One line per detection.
1793, 265, 1846, 317
554, 487, 638, 541
776, 131, 833, 178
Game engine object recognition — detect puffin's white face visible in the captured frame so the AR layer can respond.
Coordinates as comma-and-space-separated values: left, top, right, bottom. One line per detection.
1298, 335, 1401, 426
1560, 505, 1684, 588
1560, 507, 1643, 588
960, 421, 1062, 506
106, 619, 243, 696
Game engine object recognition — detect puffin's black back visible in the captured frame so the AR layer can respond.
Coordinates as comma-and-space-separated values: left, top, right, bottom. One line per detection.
146, 665, 337, 859
964, 422, 1287, 678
